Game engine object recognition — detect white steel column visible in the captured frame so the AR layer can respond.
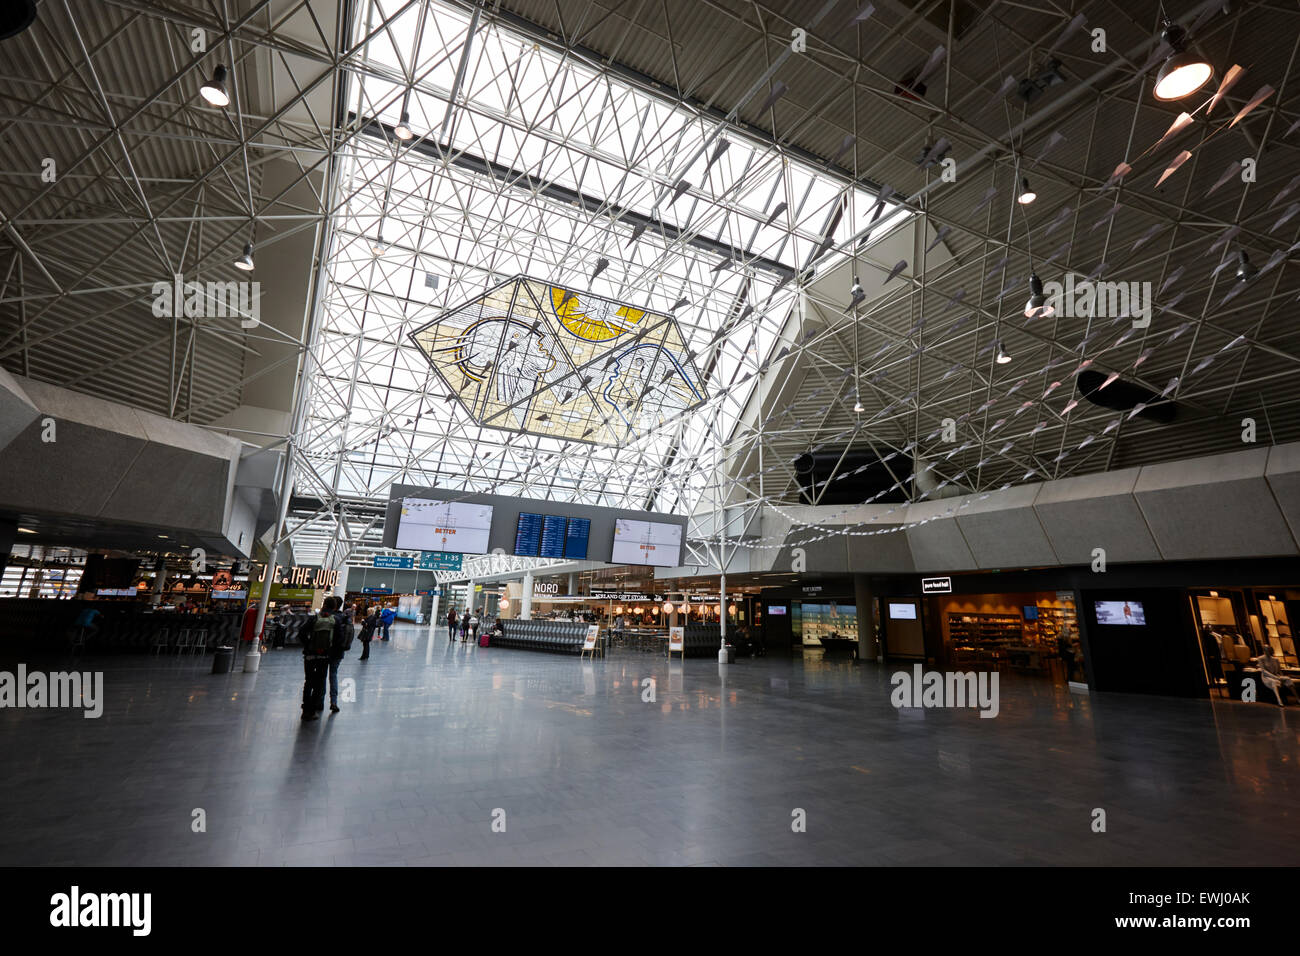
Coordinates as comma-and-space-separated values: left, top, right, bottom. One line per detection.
521, 571, 534, 620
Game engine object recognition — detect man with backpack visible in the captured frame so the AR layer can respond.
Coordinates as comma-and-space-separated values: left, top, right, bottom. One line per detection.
302, 596, 349, 720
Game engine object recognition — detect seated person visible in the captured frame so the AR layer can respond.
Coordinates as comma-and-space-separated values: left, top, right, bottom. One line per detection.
1253, 645, 1296, 705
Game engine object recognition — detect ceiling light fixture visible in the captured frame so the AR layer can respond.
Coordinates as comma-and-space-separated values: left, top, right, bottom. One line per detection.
1235, 249, 1258, 282
1025, 272, 1055, 318
1153, 23, 1213, 101
200, 65, 230, 108
394, 111, 414, 141
233, 242, 254, 271
995, 341, 1012, 365
17, 527, 35, 534
372, 234, 388, 256
1017, 177, 1037, 204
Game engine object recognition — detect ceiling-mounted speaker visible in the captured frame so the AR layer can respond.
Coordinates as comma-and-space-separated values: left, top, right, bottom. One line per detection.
0, 0, 36, 40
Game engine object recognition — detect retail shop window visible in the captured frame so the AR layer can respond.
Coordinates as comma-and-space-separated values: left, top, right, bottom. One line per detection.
938, 592, 1080, 683
1193, 588, 1300, 698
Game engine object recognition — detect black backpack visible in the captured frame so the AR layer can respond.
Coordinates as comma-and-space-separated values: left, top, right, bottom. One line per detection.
307, 612, 334, 655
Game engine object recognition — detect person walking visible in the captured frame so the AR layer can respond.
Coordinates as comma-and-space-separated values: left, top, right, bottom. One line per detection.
469, 611, 480, 644
302, 596, 347, 720
460, 610, 470, 642
446, 606, 458, 643
358, 606, 377, 661
380, 604, 396, 641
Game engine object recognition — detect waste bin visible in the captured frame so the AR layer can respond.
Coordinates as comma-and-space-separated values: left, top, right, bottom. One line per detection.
211, 645, 235, 674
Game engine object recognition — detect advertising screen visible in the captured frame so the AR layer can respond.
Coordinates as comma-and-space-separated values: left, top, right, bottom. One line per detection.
611, 518, 682, 567
1094, 600, 1146, 625
767, 605, 787, 616
396, 498, 493, 554
888, 602, 918, 620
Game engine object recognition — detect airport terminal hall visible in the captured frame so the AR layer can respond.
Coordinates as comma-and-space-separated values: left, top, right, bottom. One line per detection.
2, 0, 1300, 908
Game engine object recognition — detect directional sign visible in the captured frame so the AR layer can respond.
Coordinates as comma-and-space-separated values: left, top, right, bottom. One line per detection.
418, 552, 463, 571
373, 555, 415, 569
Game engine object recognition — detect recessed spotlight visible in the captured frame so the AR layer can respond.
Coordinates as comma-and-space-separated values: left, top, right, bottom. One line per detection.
18, 527, 35, 534
200, 65, 230, 108
157, 534, 169, 539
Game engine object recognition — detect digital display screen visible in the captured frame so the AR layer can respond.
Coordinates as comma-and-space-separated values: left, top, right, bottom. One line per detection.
611, 518, 683, 567
514, 513, 543, 556
564, 517, 590, 560
888, 602, 917, 620
396, 498, 494, 554
539, 515, 568, 558
1094, 600, 1146, 625
767, 606, 787, 615
1024, 605, 1039, 621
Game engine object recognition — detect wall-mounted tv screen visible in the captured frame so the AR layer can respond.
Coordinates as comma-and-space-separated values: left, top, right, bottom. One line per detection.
396, 498, 493, 554
1094, 600, 1146, 625
611, 518, 682, 567
888, 602, 917, 620
564, 517, 590, 560
1023, 605, 1039, 621
767, 605, 787, 616
514, 513, 591, 559
514, 513, 544, 556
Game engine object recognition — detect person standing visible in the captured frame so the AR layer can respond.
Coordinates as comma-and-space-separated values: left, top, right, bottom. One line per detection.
328, 598, 353, 713
380, 604, 396, 641
469, 611, 480, 644
460, 610, 470, 642
302, 596, 346, 720
446, 606, 458, 643
358, 607, 377, 661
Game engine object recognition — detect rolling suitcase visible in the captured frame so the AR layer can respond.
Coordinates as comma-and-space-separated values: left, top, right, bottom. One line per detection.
479, 632, 490, 647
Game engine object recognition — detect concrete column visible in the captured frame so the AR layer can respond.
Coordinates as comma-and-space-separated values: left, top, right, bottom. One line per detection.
521, 571, 534, 620
567, 572, 577, 595
854, 573, 877, 662
465, 579, 476, 615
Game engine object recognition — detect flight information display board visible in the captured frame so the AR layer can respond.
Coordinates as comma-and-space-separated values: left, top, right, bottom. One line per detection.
397, 498, 494, 553
564, 517, 591, 560
515, 513, 544, 556
611, 518, 682, 567
539, 515, 568, 558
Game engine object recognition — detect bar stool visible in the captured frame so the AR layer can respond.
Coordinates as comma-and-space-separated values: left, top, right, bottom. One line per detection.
151, 628, 170, 655
189, 629, 209, 656
175, 628, 192, 655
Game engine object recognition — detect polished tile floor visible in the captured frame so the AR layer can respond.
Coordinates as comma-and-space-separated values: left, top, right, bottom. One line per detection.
0, 624, 1297, 866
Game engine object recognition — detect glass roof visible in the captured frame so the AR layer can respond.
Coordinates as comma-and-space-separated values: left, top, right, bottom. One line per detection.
299, 0, 908, 516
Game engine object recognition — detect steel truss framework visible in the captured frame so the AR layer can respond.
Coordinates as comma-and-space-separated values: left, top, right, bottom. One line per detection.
3, 0, 1300, 574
